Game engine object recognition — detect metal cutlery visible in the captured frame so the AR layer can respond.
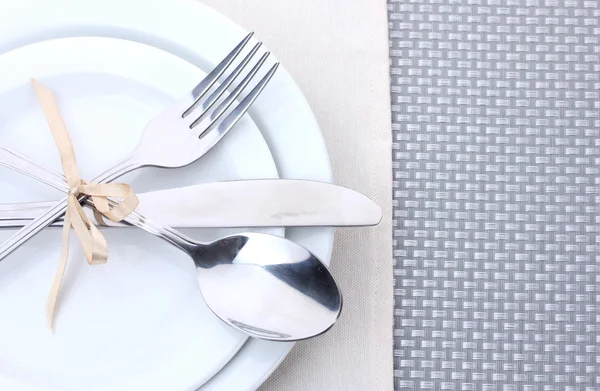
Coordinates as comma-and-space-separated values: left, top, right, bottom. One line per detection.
0, 32, 280, 261
0, 143, 342, 341
0, 178, 382, 228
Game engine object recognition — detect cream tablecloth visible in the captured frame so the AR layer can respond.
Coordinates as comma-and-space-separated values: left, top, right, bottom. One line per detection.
199, 1, 394, 390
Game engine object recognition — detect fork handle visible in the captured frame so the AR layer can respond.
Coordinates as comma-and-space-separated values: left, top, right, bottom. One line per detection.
0, 149, 198, 255
0, 152, 141, 262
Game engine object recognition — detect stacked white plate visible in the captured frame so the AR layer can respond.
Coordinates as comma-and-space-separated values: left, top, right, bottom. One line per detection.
0, 0, 333, 390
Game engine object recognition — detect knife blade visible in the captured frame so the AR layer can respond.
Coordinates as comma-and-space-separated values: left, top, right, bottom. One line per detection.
0, 179, 381, 228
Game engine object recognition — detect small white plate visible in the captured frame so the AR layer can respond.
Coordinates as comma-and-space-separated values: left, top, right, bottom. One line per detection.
0, 37, 281, 391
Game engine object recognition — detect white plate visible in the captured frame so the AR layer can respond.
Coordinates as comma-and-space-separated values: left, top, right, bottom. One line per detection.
0, 37, 282, 391
0, 1, 335, 390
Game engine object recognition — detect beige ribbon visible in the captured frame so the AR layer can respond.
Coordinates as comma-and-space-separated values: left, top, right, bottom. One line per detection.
31, 80, 139, 330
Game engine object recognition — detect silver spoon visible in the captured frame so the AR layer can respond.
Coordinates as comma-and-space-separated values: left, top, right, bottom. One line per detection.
0, 149, 343, 342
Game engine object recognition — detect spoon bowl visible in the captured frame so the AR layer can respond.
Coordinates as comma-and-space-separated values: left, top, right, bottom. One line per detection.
195, 233, 342, 341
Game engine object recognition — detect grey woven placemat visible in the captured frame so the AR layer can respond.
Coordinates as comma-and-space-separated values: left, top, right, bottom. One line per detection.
389, 0, 600, 389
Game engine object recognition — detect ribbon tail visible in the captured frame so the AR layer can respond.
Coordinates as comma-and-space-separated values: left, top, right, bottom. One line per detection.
46, 212, 72, 331
32, 80, 137, 331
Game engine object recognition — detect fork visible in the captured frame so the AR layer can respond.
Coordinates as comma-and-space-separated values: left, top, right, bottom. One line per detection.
0, 32, 280, 261
0, 141, 342, 341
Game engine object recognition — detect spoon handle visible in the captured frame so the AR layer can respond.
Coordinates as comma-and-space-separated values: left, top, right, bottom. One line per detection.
0, 147, 198, 255
118, 209, 198, 254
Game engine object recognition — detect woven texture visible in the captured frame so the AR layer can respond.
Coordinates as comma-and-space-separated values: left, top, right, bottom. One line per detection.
390, 0, 600, 389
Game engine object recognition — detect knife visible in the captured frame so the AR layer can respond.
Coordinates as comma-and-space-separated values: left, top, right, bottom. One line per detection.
0, 179, 382, 228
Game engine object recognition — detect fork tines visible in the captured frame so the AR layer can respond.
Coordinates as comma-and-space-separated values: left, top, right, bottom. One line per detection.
180, 32, 280, 138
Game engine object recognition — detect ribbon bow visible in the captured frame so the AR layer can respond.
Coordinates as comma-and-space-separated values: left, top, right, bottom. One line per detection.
32, 80, 139, 330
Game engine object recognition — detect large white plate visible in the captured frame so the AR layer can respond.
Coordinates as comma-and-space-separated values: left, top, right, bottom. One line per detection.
0, 37, 282, 390
0, 0, 335, 390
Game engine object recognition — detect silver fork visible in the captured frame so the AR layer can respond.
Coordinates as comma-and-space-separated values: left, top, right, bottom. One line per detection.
0, 32, 280, 261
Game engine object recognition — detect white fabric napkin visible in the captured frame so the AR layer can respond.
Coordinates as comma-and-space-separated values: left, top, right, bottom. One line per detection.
199, 1, 394, 389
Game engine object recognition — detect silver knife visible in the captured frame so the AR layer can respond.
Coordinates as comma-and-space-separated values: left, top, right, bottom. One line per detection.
0, 179, 382, 228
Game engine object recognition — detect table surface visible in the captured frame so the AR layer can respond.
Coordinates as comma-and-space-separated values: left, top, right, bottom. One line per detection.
200, 1, 395, 390
390, 0, 600, 389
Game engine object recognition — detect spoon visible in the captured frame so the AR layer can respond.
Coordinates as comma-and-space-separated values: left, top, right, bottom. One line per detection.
124, 210, 342, 341
0, 149, 343, 341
